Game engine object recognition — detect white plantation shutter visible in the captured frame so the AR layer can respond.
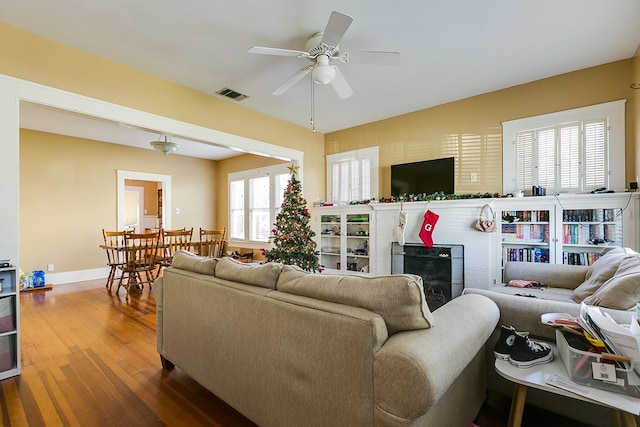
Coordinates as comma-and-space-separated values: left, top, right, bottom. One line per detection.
515, 132, 533, 191
503, 101, 624, 194
559, 124, 580, 191
508, 114, 612, 193
537, 128, 556, 190
361, 158, 371, 199
584, 120, 607, 190
327, 147, 379, 204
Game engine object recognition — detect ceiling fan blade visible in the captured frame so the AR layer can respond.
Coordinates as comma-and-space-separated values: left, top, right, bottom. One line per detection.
320, 11, 353, 47
273, 65, 313, 96
331, 67, 353, 100
248, 46, 309, 58
347, 51, 401, 66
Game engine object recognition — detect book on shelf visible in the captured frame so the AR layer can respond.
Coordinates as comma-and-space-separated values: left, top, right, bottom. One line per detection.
503, 247, 549, 263
502, 209, 549, 222
563, 251, 602, 266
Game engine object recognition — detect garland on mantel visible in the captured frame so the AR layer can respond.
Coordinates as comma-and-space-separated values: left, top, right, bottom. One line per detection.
348, 192, 503, 205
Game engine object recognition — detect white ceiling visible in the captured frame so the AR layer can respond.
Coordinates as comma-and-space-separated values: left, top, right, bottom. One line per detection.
4, 0, 640, 160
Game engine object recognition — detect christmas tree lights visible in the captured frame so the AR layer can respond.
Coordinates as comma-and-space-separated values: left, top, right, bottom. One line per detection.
261, 164, 320, 272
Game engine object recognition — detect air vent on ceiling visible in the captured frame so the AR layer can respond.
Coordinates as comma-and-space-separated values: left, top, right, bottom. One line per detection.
216, 87, 248, 101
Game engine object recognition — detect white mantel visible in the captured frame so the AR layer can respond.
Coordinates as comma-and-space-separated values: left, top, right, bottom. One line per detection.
314, 192, 639, 292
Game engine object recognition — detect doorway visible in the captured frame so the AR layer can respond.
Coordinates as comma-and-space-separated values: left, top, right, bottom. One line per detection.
117, 170, 171, 231
124, 186, 143, 232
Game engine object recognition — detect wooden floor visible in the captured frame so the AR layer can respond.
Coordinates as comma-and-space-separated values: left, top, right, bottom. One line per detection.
0, 278, 591, 426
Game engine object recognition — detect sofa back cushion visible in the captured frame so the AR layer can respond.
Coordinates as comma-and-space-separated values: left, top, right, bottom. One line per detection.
215, 257, 283, 289
582, 255, 640, 310
572, 247, 627, 303
171, 250, 218, 275
276, 265, 434, 335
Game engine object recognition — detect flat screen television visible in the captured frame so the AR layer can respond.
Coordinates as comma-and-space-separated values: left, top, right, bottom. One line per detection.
391, 157, 455, 196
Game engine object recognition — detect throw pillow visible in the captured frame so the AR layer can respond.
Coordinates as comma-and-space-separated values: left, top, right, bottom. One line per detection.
582, 255, 640, 310
276, 265, 434, 335
171, 250, 217, 276
572, 247, 627, 303
215, 257, 282, 289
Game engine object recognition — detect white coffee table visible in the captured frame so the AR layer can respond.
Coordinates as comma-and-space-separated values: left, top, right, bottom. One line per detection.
495, 345, 638, 427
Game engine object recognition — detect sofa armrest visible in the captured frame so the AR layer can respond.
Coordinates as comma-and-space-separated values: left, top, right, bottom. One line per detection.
504, 262, 588, 290
373, 293, 499, 420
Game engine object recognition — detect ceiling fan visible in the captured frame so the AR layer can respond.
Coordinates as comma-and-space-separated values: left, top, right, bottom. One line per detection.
248, 11, 401, 100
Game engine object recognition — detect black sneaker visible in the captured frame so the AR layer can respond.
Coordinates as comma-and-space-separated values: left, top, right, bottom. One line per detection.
508, 332, 553, 368
494, 325, 525, 360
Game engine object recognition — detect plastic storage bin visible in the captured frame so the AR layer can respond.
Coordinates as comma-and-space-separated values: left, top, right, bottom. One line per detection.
0, 335, 15, 372
556, 329, 640, 397
0, 297, 15, 333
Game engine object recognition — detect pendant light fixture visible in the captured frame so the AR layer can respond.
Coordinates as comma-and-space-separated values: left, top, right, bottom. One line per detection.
150, 135, 180, 155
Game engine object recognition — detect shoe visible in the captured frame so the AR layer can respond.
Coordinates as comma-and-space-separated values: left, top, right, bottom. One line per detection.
494, 325, 525, 360
508, 332, 553, 368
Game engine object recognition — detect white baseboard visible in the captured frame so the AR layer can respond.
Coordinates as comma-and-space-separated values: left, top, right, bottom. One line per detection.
44, 267, 109, 285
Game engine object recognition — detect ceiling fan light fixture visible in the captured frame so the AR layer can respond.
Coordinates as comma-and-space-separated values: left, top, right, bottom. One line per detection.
312, 55, 335, 85
150, 135, 180, 155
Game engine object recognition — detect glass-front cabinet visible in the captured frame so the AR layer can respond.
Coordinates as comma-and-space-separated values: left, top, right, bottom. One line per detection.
0, 267, 20, 380
497, 193, 634, 271
318, 206, 373, 274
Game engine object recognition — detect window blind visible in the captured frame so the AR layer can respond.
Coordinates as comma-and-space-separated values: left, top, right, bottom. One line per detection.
326, 147, 378, 204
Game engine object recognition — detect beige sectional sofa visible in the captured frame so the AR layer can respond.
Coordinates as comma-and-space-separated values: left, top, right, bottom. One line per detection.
154, 251, 500, 427
464, 247, 640, 427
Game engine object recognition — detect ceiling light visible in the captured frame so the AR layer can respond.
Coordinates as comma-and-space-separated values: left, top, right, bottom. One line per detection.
312, 55, 335, 85
150, 135, 180, 155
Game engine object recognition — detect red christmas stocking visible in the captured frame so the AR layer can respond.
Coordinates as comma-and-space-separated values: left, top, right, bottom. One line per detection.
419, 210, 439, 247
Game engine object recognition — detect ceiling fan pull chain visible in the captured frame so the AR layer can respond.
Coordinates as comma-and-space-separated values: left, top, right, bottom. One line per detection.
311, 72, 315, 132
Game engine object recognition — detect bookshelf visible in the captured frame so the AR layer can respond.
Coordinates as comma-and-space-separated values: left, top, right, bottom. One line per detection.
0, 267, 20, 380
498, 194, 634, 270
501, 209, 552, 264
561, 208, 623, 265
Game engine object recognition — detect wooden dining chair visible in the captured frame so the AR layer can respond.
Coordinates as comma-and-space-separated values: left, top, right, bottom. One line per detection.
157, 228, 193, 270
102, 229, 128, 292
199, 227, 226, 258
116, 231, 160, 298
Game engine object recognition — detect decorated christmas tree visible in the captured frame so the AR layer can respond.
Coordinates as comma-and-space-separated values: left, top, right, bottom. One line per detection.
261, 164, 320, 272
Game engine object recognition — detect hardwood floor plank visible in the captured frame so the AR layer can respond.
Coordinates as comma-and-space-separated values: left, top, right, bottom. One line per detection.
37, 368, 82, 426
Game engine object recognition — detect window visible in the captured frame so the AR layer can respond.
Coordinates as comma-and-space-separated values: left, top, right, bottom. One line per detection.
503, 100, 625, 194
228, 164, 291, 245
326, 147, 379, 204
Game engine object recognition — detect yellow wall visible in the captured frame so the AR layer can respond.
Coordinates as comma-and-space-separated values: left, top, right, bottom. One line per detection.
126, 179, 160, 217
326, 59, 637, 197
0, 23, 325, 201
19, 130, 218, 273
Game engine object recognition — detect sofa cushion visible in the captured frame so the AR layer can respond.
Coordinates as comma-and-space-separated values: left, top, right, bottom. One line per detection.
171, 250, 217, 275
215, 257, 282, 289
276, 265, 434, 334
582, 255, 640, 310
572, 247, 627, 303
